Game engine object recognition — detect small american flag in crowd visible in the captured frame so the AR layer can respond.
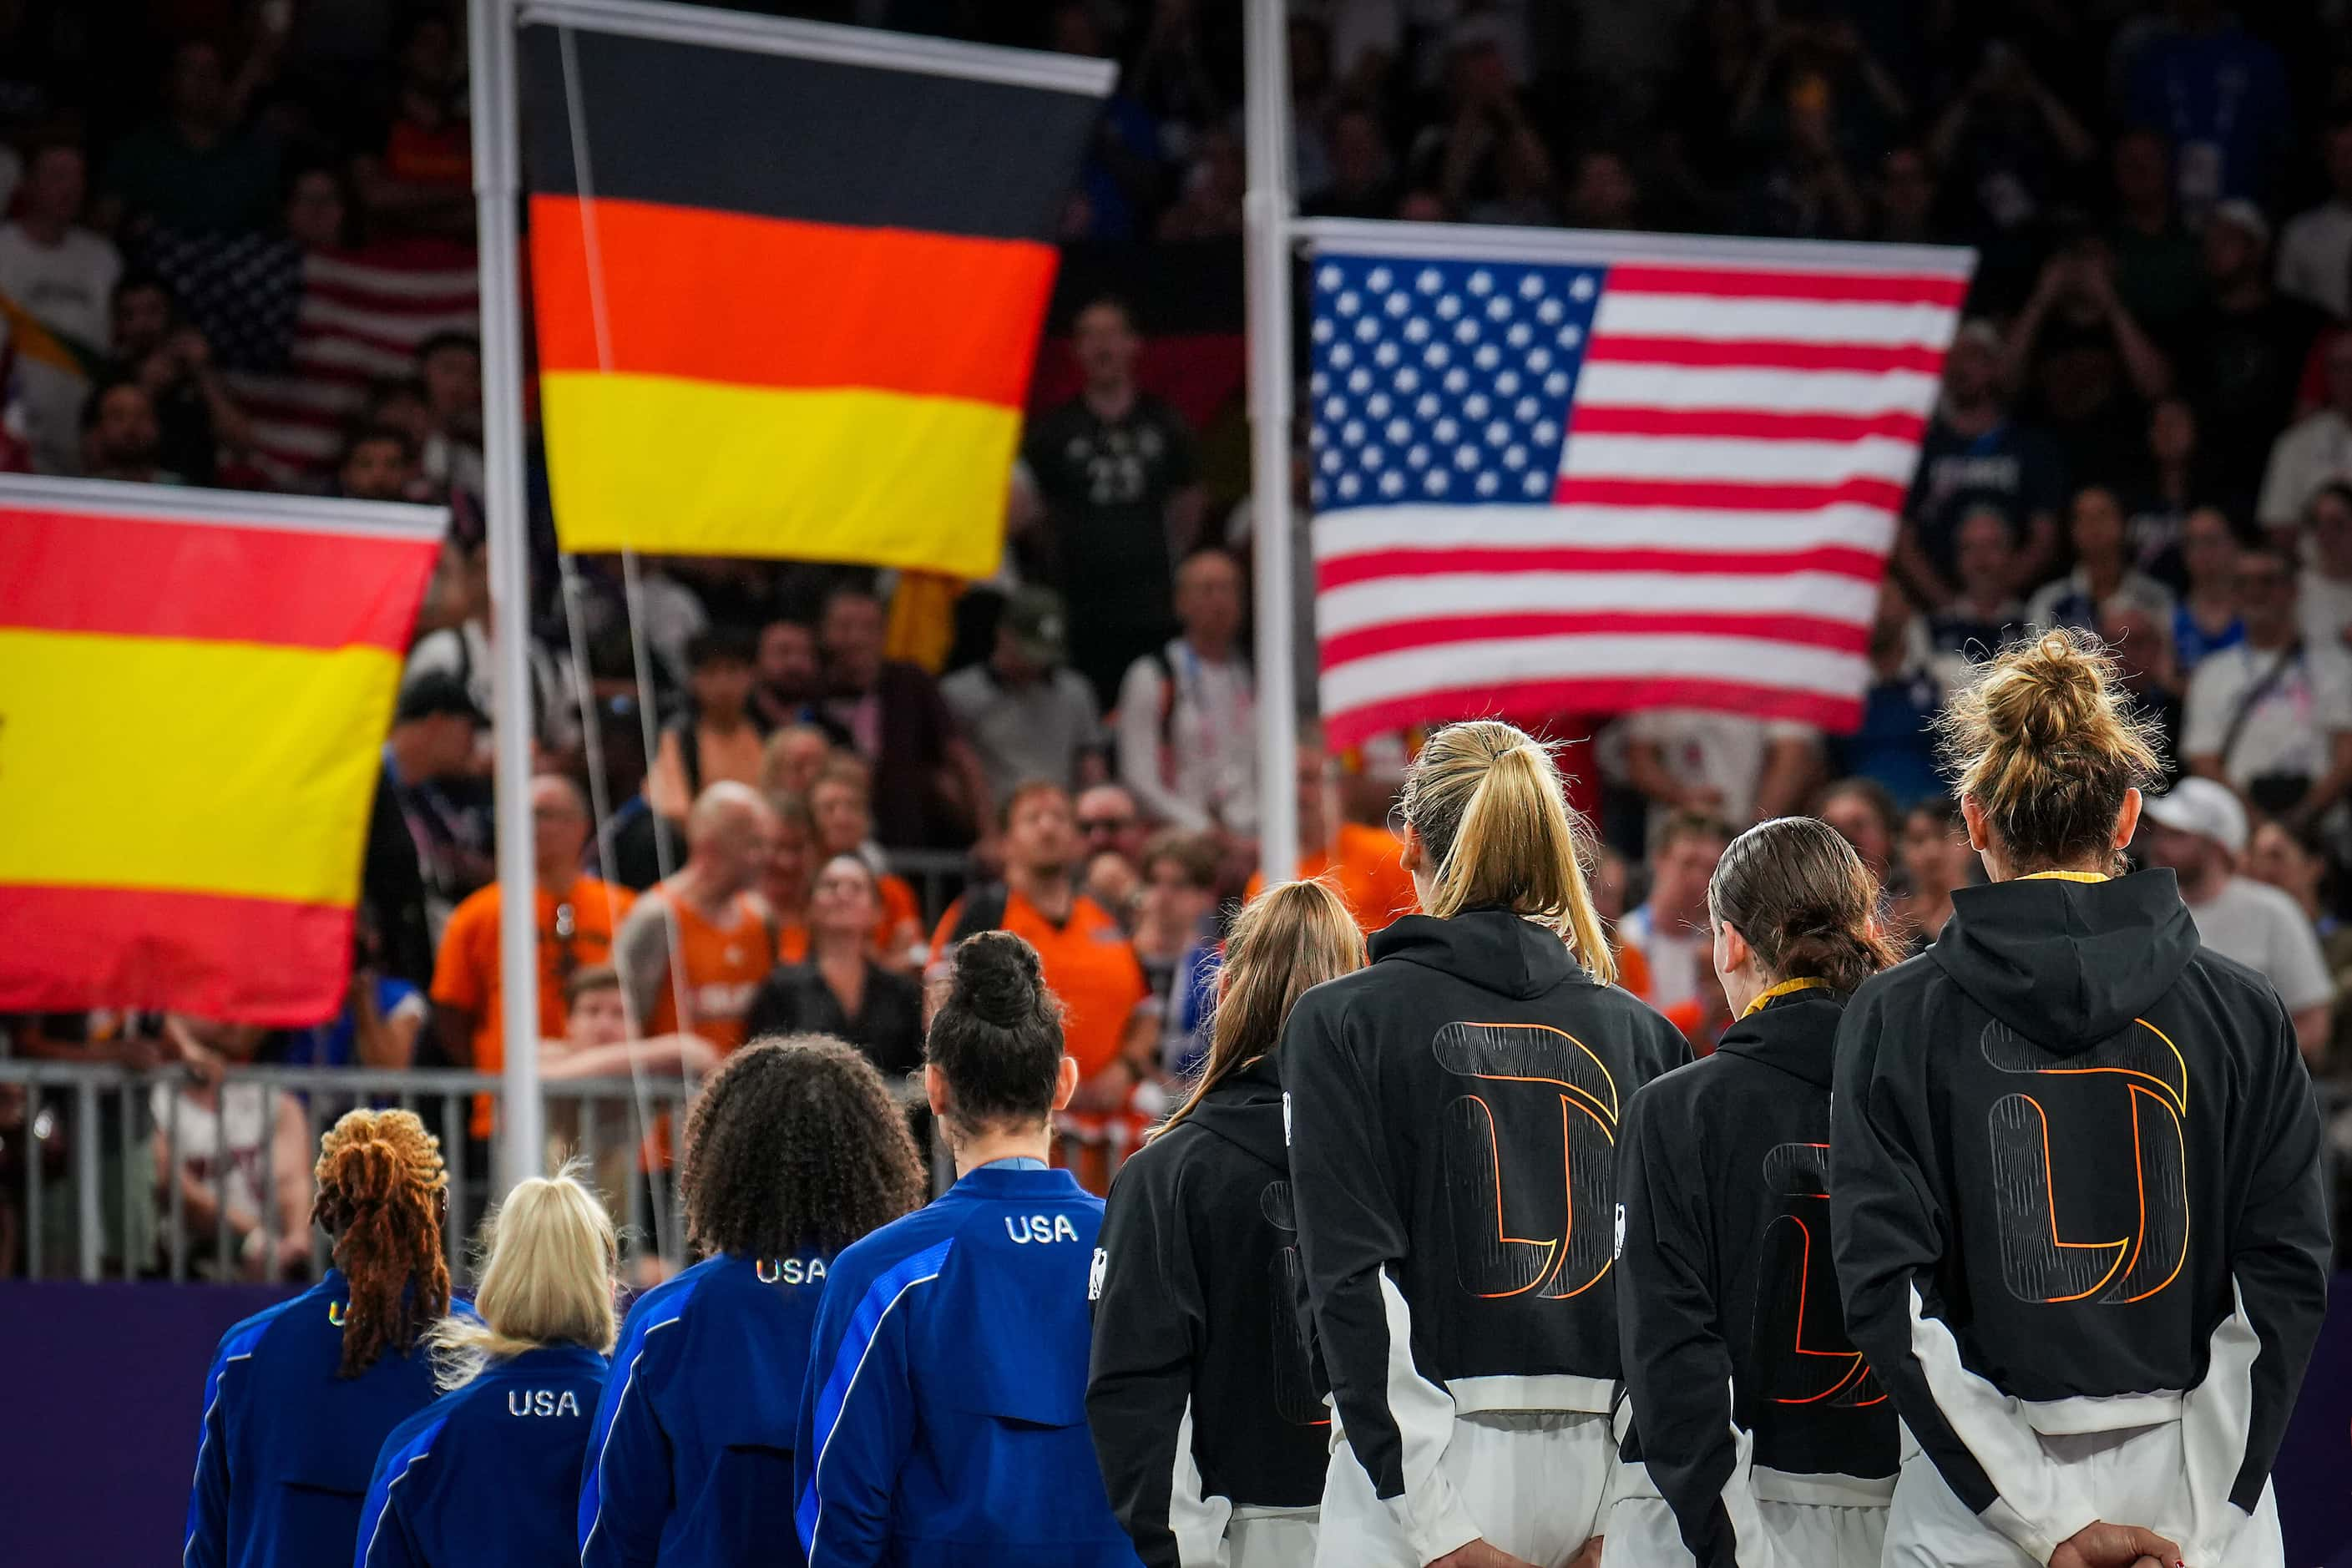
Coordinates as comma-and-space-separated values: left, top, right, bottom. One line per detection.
1305, 221, 1974, 749
141, 230, 478, 491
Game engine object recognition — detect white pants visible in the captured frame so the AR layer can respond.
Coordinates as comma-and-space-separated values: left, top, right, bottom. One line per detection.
1600, 1492, 1885, 1568
1883, 1426, 2284, 1568
1227, 1505, 1318, 1568
1316, 1411, 1616, 1568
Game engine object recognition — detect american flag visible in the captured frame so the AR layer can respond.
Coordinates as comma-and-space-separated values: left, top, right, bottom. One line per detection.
141, 230, 478, 491
1304, 221, 1973, 748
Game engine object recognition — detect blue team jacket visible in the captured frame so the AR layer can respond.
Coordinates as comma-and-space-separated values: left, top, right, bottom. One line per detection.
185, 1270, 454, 1568
579, 1249, 835, 1567
354, 1343, 609, 1566
793, 1165, 1141, 1568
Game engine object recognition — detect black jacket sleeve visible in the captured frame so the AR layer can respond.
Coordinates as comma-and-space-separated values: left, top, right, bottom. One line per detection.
1086, 1152, 1222, 1568
1616, 1085, 1756, 1568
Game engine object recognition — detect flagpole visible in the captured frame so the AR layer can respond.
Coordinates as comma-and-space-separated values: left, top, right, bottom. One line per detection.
1242, 0, 1298, 890
471, 0, 544, 1191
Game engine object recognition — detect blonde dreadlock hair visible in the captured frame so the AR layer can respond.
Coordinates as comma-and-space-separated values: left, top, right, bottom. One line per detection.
312, 1109, 451, 1378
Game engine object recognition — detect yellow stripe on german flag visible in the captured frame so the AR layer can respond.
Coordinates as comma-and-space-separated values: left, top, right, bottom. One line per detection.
518, 9, 1114, 572
0, 478, 444, 1024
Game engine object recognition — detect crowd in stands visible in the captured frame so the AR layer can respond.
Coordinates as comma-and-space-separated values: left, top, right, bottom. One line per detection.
9, 0, 2352, 1275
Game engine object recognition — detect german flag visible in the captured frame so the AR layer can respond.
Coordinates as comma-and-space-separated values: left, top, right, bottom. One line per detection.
0, 477, 443, 1024
519, 6, 1114, 575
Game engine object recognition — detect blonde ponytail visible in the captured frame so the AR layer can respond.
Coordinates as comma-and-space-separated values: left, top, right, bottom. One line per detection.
1402, 721, 1616, 986
426, 1165, 618, 1392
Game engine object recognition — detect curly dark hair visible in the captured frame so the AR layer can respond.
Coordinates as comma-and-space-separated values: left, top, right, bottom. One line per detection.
679, 1035, 923, 1259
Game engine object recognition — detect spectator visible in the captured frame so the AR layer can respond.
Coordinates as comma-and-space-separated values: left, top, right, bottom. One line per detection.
276, 909, 425, 1069
2099, 596, 2187, 786
429, 776, 634, 1136
1023, 296, 1206, 706
1075, 781, 1149, 918
77, 378, 175, 484
1619, 808, 1731, 1014
1129, 831, 1221, 1078
1742, 84, 1868, 241
2107, 129, 2203, 336
351, 11, 472, 240
1115, 547, 1257, 837
2277, 118, 2352, 321
2302, 483, 2352, 650
2138, 778, 2334, 1063
2122, 396, 2212, 590
364, 671, 488, 983
1894, 794, 1975, 951
2247, 821, 2346, 954
1155, 127, 1243, 240
336, 425, 418, 502
2172, 504, 2248, 672
0, 139, 118, 475
2256, 332, 2352, 535
2182, 543, 2352, 827
648, 628, 766, 822
2026, 483, 2177, 631
2122, 0, 2290, 218
928, 781, 1153, 1170
748, 617, 820, 732
403, 542, 582, 761
760, 790, 816, 964
150, 1020, 311, 1282
1828, 576, 1946, 808
1562, 149, 1641, 230
110, 272, 250, 485
1301, 106, 1397, 220
743, 854, 924, 1081
1246, 739, 1417, 933
1816, 776, 1899, 883
2002, 236, 2173, 485
940, 586, 1108, 802
592, 695, 680, 894
756, 721, 833, 799
1899, 321, 2065, 604
538, 965, 716, 1082
95, 38, 283, 236
415, 331, 483, 506
1467, 121, 1563, 228
613, 782, 779, 1060
808, 760, 924, 965
1869, 144, 1945, 245
817, 582, 987, 850
2177, 200, 2324, 501
1925, 507, 2029, 686
1925, 38, 2095, 256
1623, 703, 1819, 832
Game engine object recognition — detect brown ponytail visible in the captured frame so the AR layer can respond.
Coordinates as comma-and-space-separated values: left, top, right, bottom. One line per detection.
1709, 817, 1900, 995
1934, 628, 2160, 873
312, 1109, 450, 1378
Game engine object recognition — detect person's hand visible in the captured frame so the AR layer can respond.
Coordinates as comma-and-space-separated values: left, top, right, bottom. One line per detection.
970, 832, 1006, 878
169, 325, 211, 373
1677, 783, 1727, 813
1565, 1538, 1605, 1568
673, 1036, 720, 1076
1429, 1540, 1540, 1568
2050, 1521, 2183, 1568
276, 1232, 313, 1276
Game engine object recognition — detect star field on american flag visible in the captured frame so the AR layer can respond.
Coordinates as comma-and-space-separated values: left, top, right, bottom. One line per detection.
1309, 255, 1604, 511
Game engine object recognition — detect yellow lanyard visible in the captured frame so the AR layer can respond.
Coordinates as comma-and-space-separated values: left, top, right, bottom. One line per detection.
1741, 975, 1830, 1019
2018, 870, 2111, 884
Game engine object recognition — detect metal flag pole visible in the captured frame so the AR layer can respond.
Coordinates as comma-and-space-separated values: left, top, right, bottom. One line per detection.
1242, 0, 1299, 889
470, 0, 545, 1191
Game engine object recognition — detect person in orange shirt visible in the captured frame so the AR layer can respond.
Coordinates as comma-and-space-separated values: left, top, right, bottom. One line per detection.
612, 782, 779, 1059
430, 774, 634, 1138
1246, 739, 1419, 932
648, 630, 769, 821
929, 781, 1152, 1191
811, 758, 924, 965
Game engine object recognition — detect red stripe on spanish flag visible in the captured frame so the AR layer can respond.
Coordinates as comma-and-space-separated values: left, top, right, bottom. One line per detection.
0, 478, 443, 1024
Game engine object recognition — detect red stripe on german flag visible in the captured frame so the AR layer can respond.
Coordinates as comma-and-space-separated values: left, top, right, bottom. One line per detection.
0, 885, 352, 1026
531, 196, 1055, 404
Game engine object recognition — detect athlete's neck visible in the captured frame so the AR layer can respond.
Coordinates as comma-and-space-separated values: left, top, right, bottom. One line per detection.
952, 1122, 1052, 1176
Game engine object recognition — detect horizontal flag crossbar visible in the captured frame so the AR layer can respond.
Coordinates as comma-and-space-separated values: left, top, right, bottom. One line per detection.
0, 472, 448, 541
1294, 216, 1975, 278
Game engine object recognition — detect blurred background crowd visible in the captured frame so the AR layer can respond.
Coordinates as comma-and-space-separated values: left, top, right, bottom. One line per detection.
8, 0, 2352, 1275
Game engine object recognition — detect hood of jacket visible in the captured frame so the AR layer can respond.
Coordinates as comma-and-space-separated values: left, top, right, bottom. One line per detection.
1712, 986, 1846, 1090
1181, 1051, 1289, 1171
1369, 908, 1588, 1001
1929, 869, 2199, 1053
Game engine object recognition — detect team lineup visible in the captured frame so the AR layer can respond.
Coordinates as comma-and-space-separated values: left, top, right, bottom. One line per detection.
183, 630, 2328, 1568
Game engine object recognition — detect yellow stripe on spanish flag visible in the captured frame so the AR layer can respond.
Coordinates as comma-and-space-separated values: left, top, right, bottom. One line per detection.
0, 630, 403, 905
540, 372, 1022, 574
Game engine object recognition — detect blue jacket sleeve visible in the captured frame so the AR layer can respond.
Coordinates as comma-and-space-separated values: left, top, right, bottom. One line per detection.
353, 1419, 440, 1568
795, 1242, 950, 1568
183, 1340, 239, 1568
579, 1312, 679, 1568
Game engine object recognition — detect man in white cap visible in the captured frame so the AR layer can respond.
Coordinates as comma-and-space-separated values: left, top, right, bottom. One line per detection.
2138, 776, 2334, 1061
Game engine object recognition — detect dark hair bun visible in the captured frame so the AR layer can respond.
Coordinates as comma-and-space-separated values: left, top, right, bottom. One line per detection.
950, 931, 1047, 1029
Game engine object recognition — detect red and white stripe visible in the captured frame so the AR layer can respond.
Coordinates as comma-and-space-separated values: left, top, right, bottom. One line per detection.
1313, 239, 1971, 747
225, 243, 478, 492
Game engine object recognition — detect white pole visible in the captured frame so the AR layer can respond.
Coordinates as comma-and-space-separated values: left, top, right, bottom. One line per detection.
470, 0, 544, 1190
1242, 0, 1298, 889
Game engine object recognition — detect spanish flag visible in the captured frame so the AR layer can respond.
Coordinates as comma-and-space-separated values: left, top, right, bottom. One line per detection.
520, 5, 1115, 575
0, 477, 443, 1024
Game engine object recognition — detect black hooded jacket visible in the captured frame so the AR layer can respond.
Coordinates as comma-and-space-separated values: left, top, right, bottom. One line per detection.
1616, 985, 1899, 1567
1086, 1055, 1327, 1567
1831, 870, 2329, 1565
1282, 910, 1689, 1560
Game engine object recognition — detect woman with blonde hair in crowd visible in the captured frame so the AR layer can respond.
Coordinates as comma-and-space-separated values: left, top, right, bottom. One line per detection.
1089, 878, 1367, 1567
1283, 719, 1690, 1568
1606, 817, 1901, 1567
356, 1169, 619, 1566
184, 1109, 456, 1567
1834, 630, 2329, 1568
